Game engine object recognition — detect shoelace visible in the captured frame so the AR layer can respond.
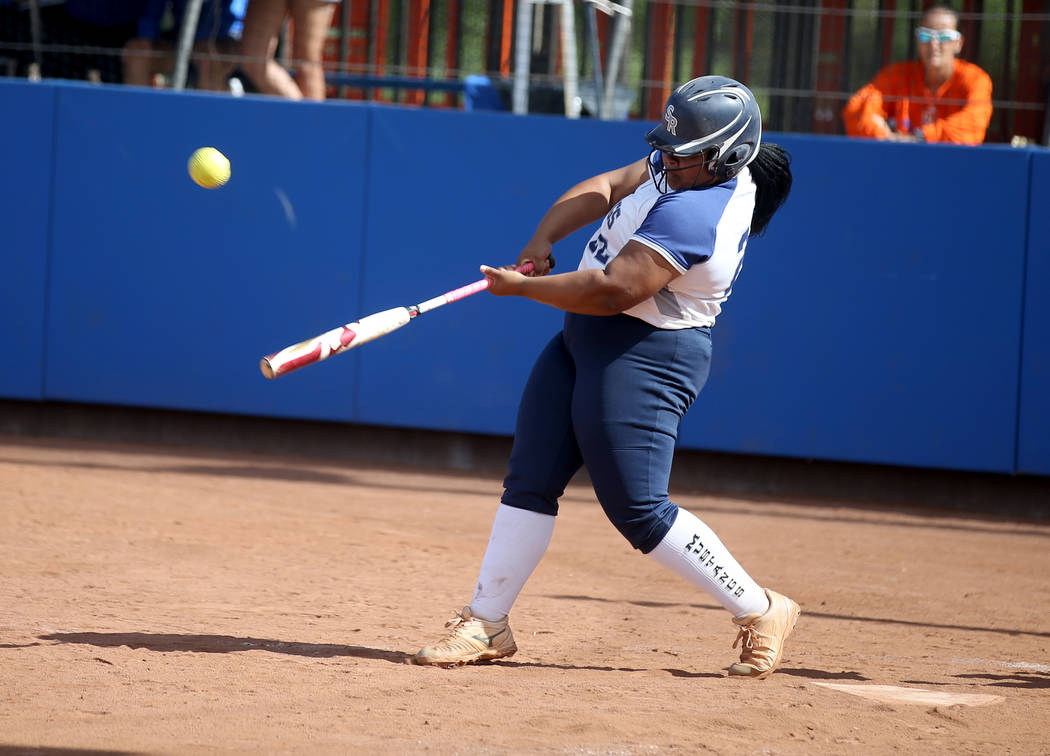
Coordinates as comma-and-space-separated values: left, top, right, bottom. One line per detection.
733, 625, 756, 653
441, 608, 508, 638
733, 624, 773, 661
443, 610, 469, 633
425, 614, 469, 651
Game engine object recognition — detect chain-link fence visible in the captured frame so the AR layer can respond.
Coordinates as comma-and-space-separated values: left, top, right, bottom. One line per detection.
2, 0, 1047, 143
619, 0, 1048, 143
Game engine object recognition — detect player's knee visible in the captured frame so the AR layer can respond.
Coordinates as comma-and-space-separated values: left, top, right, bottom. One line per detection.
603, 500, 677, 553
500, 491, 559, 517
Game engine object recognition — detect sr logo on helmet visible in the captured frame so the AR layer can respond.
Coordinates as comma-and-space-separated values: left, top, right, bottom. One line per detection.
664, 105, 679, 136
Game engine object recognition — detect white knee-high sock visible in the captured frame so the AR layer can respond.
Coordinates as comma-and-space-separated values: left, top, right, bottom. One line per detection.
648, 507, 770, 619
469, 504, 556, 622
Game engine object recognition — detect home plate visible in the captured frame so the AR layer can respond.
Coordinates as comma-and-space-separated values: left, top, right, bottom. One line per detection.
813, 683, 1002, 707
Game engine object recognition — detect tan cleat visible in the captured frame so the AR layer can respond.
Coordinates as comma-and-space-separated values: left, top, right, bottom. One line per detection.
411, 606, 518, 667
728, 588, 800, 679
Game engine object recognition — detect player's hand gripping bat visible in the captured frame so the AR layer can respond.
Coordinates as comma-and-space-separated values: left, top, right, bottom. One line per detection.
260, 260, 544, 379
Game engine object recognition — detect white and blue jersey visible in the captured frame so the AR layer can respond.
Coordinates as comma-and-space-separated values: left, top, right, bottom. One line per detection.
576, 156, 756, 329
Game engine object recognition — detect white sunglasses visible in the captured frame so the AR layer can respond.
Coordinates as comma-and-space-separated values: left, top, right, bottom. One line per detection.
915, 27, 961, 43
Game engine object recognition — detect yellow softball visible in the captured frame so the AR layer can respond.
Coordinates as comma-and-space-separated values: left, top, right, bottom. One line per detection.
188, 147, 231, 189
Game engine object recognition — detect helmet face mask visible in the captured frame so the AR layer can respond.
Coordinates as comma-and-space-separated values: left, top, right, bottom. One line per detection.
645, 75, 762, 192
646, 148, 713, 194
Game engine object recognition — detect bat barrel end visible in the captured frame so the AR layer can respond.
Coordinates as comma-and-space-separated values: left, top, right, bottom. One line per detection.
259, 357, 276, 379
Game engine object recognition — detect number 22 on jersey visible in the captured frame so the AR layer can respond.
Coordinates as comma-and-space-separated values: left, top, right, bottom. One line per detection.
587, 202, 623, 265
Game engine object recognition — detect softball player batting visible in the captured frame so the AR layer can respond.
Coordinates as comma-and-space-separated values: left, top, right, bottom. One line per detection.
413, 76, 798, 678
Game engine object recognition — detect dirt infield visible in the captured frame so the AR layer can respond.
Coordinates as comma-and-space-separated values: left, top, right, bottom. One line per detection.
1, 432, 1048, 755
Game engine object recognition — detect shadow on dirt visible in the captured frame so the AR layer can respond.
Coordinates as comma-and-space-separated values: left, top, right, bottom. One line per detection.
0, 748, 144, 756
489, 659, 723, 678
36, 632, 410, 663
777, 667, 870, 681
952, 671, 1050, 689
902, 671, 1050, 690
543, 594, 1050, 639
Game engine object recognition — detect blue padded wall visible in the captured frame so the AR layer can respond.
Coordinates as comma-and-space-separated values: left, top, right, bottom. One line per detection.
44, 84, 370, 421
677, 136, 1029, 473
0, 81, 54, 400
1018, 151, 1050, 475
1, 79, 1044, 476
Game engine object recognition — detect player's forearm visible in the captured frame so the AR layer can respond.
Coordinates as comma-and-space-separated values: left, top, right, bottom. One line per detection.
512, 269, 637, 315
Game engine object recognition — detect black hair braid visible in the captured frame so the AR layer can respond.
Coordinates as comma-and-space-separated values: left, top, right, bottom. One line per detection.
749, 142, 793, 237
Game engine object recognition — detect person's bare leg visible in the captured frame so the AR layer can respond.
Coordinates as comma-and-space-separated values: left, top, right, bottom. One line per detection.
238, 0, 303, 99
290, 0, 336, 101
193, 40, 235, 92
122, 38, 156, 86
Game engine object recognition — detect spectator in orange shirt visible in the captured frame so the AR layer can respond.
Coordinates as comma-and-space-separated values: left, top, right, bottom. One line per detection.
841, 3, 992, 144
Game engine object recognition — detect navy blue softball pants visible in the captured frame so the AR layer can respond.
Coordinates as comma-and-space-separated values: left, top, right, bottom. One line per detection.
501, 312, 713, 553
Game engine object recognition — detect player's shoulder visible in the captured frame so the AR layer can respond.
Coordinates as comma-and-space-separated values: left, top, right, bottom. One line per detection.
644, 179, 742, 229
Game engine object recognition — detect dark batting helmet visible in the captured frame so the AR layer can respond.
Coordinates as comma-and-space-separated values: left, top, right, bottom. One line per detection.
645, 76, 762, 183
